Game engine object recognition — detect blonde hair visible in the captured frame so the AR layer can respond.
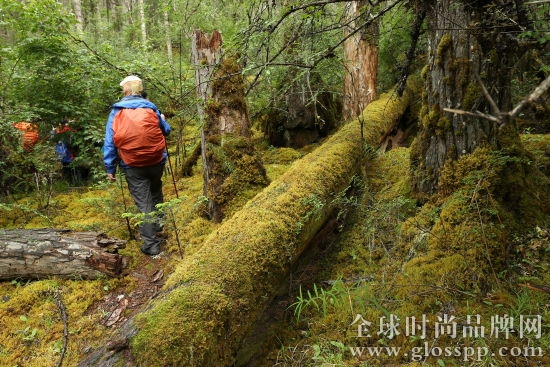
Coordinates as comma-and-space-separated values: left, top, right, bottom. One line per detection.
122, 80, 143, 96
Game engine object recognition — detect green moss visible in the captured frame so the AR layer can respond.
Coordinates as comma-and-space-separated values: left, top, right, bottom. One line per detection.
462, 82, 481, 110
420, 63, 430, 79
260, 146, 304, 165
521, 134, 550, 176
436, 115, 451, 129
397, 145, 550, 311
435, 33, 452, 67
128, 83, 422, 365
360, 76, 421, 146
399, 251, 474, 308
273, 131, 550, 366
0, 277, 121, 367
419, 104, 441, 129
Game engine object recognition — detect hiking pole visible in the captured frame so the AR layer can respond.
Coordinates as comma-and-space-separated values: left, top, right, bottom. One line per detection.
164, 138, 179, 199
117, 173, 135, 240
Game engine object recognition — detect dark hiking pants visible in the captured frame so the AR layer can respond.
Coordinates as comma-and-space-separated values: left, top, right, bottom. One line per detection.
124, 163, 165, 254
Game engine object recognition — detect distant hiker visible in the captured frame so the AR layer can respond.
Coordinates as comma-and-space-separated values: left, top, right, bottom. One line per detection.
12, 121, 39, 151
51, 120, 80, 183
103, 75, 172, 256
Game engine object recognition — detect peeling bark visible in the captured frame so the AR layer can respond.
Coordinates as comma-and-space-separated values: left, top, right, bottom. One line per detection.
342, 0, 379, 121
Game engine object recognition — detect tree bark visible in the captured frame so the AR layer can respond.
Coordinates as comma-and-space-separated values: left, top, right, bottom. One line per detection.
0, 228, 128, 280
163, 4, 173, 64
191, 29, 223, 121
191, 29, 223, 219
342, 0, 379, 121
410, 0, 521, 198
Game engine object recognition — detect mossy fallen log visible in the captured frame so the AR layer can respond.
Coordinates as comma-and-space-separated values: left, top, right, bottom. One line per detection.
78, 84, 417, 367
0, 228, 128, 280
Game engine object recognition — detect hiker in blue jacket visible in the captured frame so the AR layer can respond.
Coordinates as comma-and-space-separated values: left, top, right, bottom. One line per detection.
103, 75, 171, 256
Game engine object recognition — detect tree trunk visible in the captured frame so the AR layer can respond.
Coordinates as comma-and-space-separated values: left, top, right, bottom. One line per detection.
191, 30, 223, 121
0, 228, 128, 280
192, 30, 268, 222
342, 0, 379, 122
191, 29, 223, 219
138, 0, 147, 45
163, 2, 173, 64
410, 0, 519, 198
71, 0, 84, 35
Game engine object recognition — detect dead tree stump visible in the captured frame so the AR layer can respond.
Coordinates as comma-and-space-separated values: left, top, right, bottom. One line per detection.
192, 29, 268, 222
0, 228, 128, 280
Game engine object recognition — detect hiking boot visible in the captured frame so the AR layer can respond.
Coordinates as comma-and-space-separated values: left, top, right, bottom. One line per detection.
140, 239, 165, 256
140, 245, 160, 256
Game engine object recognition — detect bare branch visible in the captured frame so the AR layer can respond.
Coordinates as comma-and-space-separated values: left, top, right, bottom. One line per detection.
244, 0, 406, 95
444, 73, 550, 126
312, 0, 405, 69
443, 108, 501, 123
267, 0, 357, 36
509, 73, 550, 118
52, 291, 69, 367
475, 72, 501, 115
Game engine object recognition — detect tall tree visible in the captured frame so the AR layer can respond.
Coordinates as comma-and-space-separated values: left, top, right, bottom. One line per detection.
71, 0, 84, 34
139, 0, 147, 45
163, 1, 173, 64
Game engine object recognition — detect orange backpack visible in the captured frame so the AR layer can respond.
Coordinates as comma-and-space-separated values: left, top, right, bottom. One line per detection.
13, 122, 39, 151
112, 108, 165, 167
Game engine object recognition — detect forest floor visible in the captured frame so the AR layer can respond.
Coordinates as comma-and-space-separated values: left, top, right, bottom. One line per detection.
246, 137, 550, 367
0, 132, 309, 367
0, 131, 549, 367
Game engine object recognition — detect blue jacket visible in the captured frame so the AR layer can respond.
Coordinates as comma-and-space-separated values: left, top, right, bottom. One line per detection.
103, 95, 171, 174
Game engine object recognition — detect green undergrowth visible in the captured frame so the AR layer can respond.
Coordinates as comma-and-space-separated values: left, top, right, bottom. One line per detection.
271, 139, 550, 367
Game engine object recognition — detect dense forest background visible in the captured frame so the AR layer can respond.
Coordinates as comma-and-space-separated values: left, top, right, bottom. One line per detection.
0, 0, 426, 196
0, 0, 549, 366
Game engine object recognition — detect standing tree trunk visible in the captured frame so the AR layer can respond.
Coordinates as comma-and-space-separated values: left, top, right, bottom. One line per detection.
71, 0, 84, 35
192, 30, 223, 219
138, 0, 147, 46
192, 30, 268, 222
410, 0, 519, 198
342, 0, 379, 122
163, 2, 173, 64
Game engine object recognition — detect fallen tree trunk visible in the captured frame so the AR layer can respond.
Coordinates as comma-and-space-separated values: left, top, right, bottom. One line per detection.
0, 228, 128, 280
78, 82, 418, 367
